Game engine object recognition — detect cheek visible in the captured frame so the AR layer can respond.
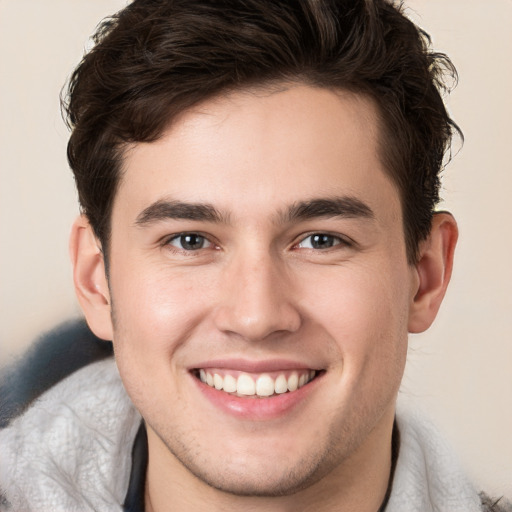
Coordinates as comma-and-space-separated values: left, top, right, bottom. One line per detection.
111, 261, 213, 342
300, 261, 411, 375
107, 261, 218, 397
108, 267, 216, 417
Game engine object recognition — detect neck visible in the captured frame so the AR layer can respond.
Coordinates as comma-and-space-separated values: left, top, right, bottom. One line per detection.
144, 410, 395, 512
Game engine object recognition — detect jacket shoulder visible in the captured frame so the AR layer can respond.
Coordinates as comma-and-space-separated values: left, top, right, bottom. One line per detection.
0, 319, 113, 428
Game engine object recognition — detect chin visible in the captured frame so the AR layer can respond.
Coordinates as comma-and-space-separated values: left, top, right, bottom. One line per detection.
184, 459, 326, 498
160, 429, 340, 498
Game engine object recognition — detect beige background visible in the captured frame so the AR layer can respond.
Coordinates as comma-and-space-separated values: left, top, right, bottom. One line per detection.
1, 0, 511, 498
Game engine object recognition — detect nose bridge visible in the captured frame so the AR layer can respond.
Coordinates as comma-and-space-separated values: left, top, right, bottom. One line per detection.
214, 246, 301, 341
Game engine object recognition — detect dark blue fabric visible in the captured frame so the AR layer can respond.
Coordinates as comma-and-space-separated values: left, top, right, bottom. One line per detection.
124, 421, 148, 512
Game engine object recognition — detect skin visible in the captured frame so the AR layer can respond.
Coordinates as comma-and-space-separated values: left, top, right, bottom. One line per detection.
71, 84, 458, 511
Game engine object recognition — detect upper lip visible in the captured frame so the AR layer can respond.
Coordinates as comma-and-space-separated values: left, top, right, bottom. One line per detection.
190, 358, 320, 373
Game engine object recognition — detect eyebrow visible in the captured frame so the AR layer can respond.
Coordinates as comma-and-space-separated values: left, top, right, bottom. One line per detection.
282, 196, 374, 223
135, 200, 229, 226
134, 195, 374, 227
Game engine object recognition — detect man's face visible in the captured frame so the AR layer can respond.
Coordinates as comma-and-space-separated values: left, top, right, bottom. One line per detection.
106, 85, 418, 495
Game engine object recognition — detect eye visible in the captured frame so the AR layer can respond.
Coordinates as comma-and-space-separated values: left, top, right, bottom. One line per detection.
296, 233, 347, 250
167, 233, 212, 251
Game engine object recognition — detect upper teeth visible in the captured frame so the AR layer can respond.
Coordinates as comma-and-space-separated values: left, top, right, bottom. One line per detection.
198, 369, 316, 397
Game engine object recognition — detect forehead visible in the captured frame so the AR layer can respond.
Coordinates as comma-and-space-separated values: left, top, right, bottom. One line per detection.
114, 84, 401, 226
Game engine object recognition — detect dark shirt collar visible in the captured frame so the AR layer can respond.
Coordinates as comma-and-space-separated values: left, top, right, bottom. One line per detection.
124, 421, 148, 512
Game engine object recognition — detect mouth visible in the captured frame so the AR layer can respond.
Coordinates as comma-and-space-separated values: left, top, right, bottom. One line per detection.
190, 359, 324, 419
192, 368, 320, 398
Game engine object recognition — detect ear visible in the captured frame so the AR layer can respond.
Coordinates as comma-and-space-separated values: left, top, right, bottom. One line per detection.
408, 212, 458, 333
69, 215, 114, 341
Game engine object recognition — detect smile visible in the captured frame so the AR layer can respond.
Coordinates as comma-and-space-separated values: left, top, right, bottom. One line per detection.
195, 369, 318, 398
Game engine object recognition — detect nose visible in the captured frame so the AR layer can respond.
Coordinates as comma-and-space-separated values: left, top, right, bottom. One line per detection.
213, 251, 302, 342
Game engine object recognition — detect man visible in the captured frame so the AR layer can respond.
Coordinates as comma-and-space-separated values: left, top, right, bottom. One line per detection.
0, 1, 509, 511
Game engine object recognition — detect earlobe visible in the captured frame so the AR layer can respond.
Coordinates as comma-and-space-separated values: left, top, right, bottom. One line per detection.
69, 215, 114, 341
408, 212, 458, 333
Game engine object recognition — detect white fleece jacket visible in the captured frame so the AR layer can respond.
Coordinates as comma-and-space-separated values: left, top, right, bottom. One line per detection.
0, 358, 482, 512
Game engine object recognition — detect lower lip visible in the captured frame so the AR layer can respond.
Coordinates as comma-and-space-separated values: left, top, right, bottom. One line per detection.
193, 373, 322, 421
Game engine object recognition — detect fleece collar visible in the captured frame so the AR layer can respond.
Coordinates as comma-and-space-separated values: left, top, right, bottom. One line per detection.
0, 359, 481, 511
387, 402, 481, 512
0, 358, 140, 511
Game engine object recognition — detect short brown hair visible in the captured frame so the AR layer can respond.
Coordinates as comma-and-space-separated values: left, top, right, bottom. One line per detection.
64, 0, 460, 263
